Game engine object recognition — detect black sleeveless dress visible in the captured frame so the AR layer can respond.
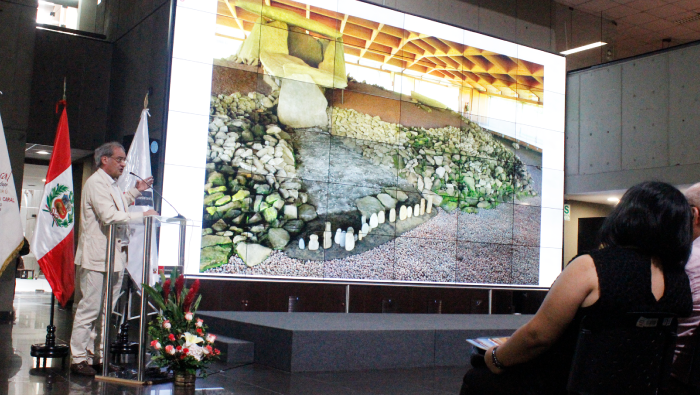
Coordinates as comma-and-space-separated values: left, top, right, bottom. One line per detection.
460, 246, 692, 395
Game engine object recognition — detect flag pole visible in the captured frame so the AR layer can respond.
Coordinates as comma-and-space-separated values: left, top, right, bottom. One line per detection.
46, 294, 57, 348
29, 80, 71, 369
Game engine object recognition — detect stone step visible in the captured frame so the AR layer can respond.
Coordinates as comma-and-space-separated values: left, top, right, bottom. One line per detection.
214, 335, 254, 365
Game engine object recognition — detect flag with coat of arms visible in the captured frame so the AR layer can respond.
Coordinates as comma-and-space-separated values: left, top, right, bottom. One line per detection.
32, 101, 75, 306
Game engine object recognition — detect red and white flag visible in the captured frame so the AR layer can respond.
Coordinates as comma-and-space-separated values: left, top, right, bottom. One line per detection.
32, 101, 75, 306
0, 110, 24, 276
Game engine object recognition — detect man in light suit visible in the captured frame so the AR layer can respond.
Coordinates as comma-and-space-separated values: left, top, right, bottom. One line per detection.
70, 142, 158, 376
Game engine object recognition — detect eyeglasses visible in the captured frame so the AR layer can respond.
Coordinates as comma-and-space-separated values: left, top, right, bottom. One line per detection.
110, 156, 127, 164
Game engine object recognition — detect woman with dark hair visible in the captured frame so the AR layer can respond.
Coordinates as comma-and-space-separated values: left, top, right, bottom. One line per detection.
460, 181, 694, 395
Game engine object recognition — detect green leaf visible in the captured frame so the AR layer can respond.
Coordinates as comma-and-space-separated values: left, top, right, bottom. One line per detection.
143, 284, 166, 311
191, 295, 202, 313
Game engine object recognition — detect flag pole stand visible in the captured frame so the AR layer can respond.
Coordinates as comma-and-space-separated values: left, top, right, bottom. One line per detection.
30, 293, 70, 370
110, 280, 138, 363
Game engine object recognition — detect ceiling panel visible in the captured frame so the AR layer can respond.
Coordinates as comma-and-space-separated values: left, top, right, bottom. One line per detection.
557, 0, 700, 67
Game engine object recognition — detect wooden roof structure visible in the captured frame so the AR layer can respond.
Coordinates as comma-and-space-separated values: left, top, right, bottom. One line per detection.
217, 0, 545, 102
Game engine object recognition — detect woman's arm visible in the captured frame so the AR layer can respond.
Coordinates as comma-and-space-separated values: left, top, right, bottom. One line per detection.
484, 254, 599, 373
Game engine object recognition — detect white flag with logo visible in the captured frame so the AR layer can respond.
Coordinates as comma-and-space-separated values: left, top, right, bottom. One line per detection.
117, 109, 157, 289
0, 112, 24, 277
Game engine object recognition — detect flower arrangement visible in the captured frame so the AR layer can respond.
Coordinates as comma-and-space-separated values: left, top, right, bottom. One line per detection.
143, 268, 220, 377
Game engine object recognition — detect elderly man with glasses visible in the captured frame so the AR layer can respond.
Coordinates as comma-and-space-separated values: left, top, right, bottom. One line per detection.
69, 142, 158, 376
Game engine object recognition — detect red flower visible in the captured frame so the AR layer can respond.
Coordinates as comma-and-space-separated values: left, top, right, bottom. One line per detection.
168, 334, 176, 341
176, 345, 182, 351
150, 340, 158, 347
180, 354, 185, 360
196, 328, 203, 335
183, 279, 200, 311
162, 279, 171, 300
206, 345, 213, 353
214, 349, 221, 355
175, 275, 185, 303
183, 348, 189, 354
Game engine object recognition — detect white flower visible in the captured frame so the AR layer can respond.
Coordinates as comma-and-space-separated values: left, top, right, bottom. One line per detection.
162, 320, 171, 329
195, 318, 203, 327
185, 312, 194, 321
206, 334, 216, 343
181, 332, 204, 348
187, 344, 205, 361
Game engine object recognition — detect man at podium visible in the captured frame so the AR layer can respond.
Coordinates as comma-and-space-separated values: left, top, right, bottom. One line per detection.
70, 142, 158, 376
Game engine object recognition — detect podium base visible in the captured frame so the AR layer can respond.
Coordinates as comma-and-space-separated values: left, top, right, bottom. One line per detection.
95, 373, 171, 386
30, 342, 70, 369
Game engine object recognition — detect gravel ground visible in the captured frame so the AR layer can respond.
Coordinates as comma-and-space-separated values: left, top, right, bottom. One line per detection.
205, 204, 541, 285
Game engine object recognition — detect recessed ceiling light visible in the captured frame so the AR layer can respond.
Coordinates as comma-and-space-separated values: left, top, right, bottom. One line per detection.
607, 197, 620, 203
561, 42, 607, 55
36, 150, 50, 155
42, 179, 46, 182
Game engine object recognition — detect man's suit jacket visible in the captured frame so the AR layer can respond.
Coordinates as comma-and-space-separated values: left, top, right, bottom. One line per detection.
74, 169, 143, 272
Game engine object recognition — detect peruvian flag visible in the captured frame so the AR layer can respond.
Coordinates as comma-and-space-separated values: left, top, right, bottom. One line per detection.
32, 101, 75, 306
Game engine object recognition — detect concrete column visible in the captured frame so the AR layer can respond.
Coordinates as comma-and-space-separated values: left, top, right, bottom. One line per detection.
77, 0, 97, 33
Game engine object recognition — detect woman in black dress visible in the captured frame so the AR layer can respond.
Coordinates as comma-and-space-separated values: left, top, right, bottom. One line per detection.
460, 181, 694, 395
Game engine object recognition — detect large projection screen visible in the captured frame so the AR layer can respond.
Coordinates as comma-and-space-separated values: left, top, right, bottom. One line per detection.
160, 0, 565, 287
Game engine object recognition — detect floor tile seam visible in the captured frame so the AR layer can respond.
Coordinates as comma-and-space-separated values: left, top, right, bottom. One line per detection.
222, 375, 309, 394
237, 380, 287, 394
299, 373, 370, 388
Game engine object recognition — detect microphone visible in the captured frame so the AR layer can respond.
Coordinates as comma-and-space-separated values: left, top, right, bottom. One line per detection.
129, 172, 185, 219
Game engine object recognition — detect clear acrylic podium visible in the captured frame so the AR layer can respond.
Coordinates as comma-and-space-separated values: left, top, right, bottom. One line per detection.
96, 215, 189, 384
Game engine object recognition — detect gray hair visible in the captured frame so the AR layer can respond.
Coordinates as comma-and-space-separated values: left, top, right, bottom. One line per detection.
94, 142, 125, 168
685, 183, 700, 208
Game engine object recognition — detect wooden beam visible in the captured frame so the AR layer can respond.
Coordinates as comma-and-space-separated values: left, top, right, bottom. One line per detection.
342, 22, 373, 41
224, 0, 246, 37
406, 55, 425, 69
464, 55, 490, 73
422, 36, 450, 54
340, 14, 349, 33
383, 35, 408, 65
482, 54, 515, 74
360, 23, 384, 58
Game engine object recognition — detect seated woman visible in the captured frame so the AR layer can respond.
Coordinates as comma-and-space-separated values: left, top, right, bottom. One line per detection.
460, 181, 694, 395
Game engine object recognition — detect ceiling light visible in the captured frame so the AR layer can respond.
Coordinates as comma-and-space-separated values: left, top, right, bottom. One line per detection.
42, 179, 46, 182
561, 42, 607, 55
607, 197, 620, 203
36, 150, 50, 155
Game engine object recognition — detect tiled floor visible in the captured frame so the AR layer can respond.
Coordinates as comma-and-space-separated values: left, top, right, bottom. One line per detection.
3, 292, 466, 394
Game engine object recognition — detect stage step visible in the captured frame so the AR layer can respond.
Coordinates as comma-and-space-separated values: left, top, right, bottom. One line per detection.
200, 311, 533, 372
214, 335, 254, 365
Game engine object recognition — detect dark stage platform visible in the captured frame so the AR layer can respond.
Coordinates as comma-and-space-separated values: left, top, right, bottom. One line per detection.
198, 312, 532, 372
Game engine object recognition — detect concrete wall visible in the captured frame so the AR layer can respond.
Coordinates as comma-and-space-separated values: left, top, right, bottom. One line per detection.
27, 30, 112, 150
108, 0, 172, 144
566, 42, 700, 195
562, 201, 612, 265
